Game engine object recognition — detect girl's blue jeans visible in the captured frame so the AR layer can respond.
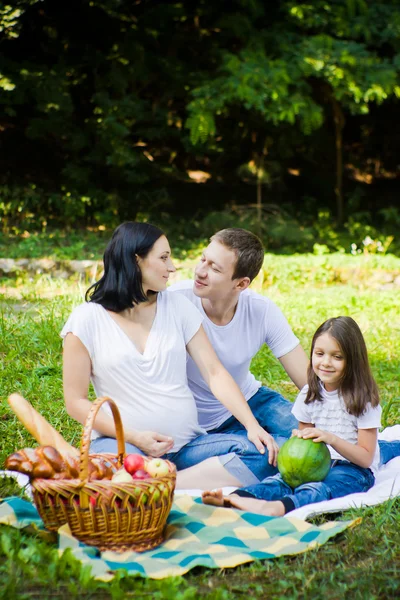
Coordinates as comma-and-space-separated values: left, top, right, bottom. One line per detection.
235, 460, 375, 512
210, 386, 400, 475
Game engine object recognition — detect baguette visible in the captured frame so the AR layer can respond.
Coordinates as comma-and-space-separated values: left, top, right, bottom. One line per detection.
7, 393, 79, 458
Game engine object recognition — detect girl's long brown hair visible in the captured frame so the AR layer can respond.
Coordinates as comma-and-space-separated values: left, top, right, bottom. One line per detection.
305, 316, 380, 417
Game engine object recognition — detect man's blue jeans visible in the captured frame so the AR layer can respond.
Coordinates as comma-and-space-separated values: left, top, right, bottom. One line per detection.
209, 386, 297, 479
209, 386, 400, 478
235, 460, 375, 512
90, 431, 260, 485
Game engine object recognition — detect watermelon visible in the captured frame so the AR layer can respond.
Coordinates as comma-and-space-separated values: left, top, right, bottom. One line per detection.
277, 437, 331, 488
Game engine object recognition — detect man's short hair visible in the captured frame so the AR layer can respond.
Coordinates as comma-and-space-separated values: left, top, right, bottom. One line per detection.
210, 228, 264, 282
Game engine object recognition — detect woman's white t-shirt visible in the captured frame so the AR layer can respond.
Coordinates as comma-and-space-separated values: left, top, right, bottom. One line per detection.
60, 292, 206, 452
292, 384, 381, 475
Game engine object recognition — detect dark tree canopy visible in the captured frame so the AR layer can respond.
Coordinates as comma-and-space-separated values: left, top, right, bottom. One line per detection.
1, 0, 400, 243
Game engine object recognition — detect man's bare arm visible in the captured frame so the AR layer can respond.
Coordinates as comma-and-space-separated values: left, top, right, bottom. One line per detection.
278, 345, 309, 390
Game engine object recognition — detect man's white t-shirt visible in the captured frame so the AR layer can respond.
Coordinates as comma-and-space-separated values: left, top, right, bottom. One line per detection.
292, 384, 382, 475
168, 280, 300, 431
60, 292, 206, 452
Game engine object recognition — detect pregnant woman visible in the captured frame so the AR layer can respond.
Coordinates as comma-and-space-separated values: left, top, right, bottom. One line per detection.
61, 221, 279, 489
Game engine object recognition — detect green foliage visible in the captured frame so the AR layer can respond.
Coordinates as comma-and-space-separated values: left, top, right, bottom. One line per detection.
187, 1, 400, 142
1, 194, 399, 263
0, 228, 111, 260
1, 0, 400, 229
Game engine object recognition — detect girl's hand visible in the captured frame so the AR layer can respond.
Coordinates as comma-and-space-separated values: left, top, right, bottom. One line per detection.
132, 431, 175, 457
247, 425, 280, 465
297, 427, 334, 445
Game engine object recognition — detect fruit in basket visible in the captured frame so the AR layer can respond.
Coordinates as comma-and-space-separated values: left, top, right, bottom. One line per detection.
132, 468, 149, 480
277, 437, 331, 488
112, 467, 134, 483
147, 485, 161, 503
158, 482, 170, 499
130, 486, 148, 505
123, 453, 145, 475
146, 458, 169, 478
89, 493, 99, 507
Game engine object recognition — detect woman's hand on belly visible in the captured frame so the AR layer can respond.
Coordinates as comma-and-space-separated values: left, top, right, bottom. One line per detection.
128, 430, 175, 457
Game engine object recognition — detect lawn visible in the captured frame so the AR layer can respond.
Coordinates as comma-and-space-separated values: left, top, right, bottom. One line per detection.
0, 250, 399, 599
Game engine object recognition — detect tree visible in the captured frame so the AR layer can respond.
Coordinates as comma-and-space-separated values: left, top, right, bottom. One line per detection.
186, 0, 400, 223
1, 0, 400, 230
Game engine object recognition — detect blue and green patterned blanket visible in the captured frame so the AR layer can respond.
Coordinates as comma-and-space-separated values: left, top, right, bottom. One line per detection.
0, 495, 357, 580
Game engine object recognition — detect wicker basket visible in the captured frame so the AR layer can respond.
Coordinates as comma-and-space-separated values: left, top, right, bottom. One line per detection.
31, 452, 119, 532
31, 397, 176, 552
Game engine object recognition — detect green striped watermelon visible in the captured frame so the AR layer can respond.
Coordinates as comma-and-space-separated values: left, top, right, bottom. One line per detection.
277, 436, 331, 488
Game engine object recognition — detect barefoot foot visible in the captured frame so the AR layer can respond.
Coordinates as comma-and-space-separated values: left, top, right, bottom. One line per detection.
203, 492, 286, 516
202, 489, 229, 507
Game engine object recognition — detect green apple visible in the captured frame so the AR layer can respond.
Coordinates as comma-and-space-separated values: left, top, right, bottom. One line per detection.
147, 484, 161, 503
130, 486, 148, 506
157, 482, 170, 499
112, 468, 134, 483
146, 458, 170, 478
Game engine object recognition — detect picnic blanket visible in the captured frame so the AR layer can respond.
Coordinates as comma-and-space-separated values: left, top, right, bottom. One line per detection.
1, 426, 398, 580
0, 495, 355, 580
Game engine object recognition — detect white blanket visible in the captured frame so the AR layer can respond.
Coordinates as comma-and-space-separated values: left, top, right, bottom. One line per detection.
175, 425, 400, 520
2, 426, 400, 521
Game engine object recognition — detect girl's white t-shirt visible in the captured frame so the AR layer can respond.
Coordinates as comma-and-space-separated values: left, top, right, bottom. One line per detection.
168, 280, 300, 430
60, 292, 206, 452
292, 384, 382, 474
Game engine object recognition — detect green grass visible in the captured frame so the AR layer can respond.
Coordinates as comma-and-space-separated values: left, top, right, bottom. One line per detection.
0, 228, 207, 262
0, 252, 399, 598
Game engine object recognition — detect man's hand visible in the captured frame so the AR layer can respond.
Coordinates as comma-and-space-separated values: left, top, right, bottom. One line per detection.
132, 431, 174, 457
296, 427, 335, 445
247, 425, 280, 465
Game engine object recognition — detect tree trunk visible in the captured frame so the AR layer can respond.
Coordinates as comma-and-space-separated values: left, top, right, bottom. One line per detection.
331, 97, 345, 224
256, 175, 262, 224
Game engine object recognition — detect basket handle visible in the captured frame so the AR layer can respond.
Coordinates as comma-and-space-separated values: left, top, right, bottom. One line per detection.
79, 396, 125, 482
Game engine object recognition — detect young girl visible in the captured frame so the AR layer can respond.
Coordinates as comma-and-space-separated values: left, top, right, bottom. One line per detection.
202, 316, 382, 515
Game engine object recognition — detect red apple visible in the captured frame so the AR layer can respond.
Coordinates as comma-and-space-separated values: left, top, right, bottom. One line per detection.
132, 468, 149, 480
123, 453, 145, 475
146, 458, 169, 478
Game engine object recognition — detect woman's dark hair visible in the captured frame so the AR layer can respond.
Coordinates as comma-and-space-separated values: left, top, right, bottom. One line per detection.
85, 221, 164, 312
305, 316, 380, 417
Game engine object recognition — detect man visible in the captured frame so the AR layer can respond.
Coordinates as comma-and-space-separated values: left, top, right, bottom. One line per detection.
169, 228, 309, 479
169, 228, 399, 480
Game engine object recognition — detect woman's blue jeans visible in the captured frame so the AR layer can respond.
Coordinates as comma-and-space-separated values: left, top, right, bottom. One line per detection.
235, 460, 375, 512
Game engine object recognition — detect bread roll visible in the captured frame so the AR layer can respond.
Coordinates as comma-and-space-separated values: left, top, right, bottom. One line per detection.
5, 446, 114, 481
